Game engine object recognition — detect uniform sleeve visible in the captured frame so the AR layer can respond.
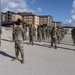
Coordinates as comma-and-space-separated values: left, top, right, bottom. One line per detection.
21, 28, 25, 41
0, 28, 2, 35
13, 28, 16, 41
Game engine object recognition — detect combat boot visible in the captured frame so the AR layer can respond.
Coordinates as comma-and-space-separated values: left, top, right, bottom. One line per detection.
58, 41, 60, 44
49, 44, 53, 48
11, 56, 19, 61
74, 41, 75, 46
54, 46, 57, 49
51, 42, 53, 47
51, 44, 53, 47
32, 42, 33, 46
21, 57, 25, 64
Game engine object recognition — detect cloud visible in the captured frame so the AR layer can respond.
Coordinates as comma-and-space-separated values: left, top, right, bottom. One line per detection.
37, 8, 42, 12
71, 15, 75, 20
63, 0, 75, 26
71, 9, 75, 15
2, 7, 9, 12
8, 1, 18, 9
63, 19, 72, 24
1, 0, 34, 13
1, 0, 9, 4
72, 0, 75, 9
70, 0, 75, 26
31, 0, 36, 5
69, 19, 72, 23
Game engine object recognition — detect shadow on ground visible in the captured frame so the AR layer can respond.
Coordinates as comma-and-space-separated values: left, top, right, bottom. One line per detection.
24, 42, 75, 51
1, 39, 12, 42
0, 51, 14, 58
57, 46, 75, 51
1, 39, 75, 51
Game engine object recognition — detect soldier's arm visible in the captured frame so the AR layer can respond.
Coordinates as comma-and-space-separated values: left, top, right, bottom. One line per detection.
21, 28, 25, 41
0, 28, 2, 35
12, 30, 15, 42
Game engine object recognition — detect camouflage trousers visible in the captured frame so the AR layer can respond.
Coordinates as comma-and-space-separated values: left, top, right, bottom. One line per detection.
29, 35, 33, 45
42, 33, 45, 40
57, 36, 61, 44
24, 32, 26, 40
15, 40, 24, 58
0, 35, 1, 46
37, 35, 42, 42
72, 37, 75, 45
51, 37, 57, 47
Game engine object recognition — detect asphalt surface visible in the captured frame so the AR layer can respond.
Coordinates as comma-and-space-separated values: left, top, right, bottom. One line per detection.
0, 28, 75, 75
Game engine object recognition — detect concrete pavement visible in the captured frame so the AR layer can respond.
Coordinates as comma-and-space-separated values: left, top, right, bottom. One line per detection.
0, 28, 75, 75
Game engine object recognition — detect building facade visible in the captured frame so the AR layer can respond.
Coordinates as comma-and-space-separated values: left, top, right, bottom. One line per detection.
1, 11, 54, 27
1, 11, 22, 25
19, 12, 39, 27
39, 15, 53, 26
52, 21, 61, 27
1, 12, 5, 22
5, 11, 22, 22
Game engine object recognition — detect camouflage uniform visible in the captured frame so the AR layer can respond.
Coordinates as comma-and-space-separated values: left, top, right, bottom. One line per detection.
57, 28, 61, 44
50, 27, 57, 49
37, 26, 42, 42
42, 26, 46, 40
71, 28, 75, 46
46, 26, 51, 39
61, 28, 65, 40
0, 28, 2, 47
11, 24, 25, 64
29, 25, 34, 45
22, 22, 27, 40
60, 28, 64, 41
33, 26, 36, 38
12, 23, 17, 41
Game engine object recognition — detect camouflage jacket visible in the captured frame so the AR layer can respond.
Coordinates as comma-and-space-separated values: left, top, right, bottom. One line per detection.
0, 28, 2, 35
13, 26, 25, 41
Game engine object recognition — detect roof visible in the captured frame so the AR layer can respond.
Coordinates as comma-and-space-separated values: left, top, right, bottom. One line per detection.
1, 11, 22, 16
52, 21, 61, 23
1, 12, 6, 14
18, 12, 38, 16
39, 15, 52, 17
6, 11, 18, 14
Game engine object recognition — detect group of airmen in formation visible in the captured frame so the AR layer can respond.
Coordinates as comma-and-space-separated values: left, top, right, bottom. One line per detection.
21, 21, 68, 48
0, 20, 73, 64
11, 20, 68, 64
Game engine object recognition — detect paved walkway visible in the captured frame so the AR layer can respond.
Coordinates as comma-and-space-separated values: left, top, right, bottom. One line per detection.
0, 28, 75, 75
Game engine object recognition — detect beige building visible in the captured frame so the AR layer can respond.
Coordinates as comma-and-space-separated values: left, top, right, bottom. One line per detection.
1, 12, 5, 22
1, 11, 22, 23
12, 14, 22, 21
5, 11, 22, 22
1, 11, 53, 27
52, 21, 61, 27
19, 12, 39, 27
39, 15, 53, 26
